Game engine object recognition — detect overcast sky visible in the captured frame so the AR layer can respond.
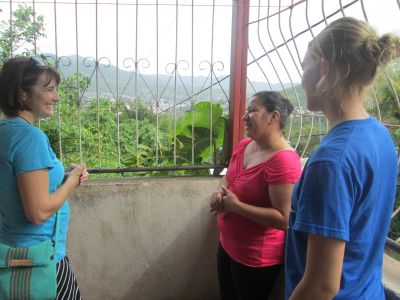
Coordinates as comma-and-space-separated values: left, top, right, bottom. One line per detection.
0, 0, 399, 83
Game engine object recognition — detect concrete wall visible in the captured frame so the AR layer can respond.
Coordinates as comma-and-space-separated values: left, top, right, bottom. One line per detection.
66, 176, 400, 300
67, 177, 221, 300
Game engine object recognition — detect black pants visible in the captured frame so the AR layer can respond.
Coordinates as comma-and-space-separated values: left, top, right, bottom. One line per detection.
217, 244, 282, 300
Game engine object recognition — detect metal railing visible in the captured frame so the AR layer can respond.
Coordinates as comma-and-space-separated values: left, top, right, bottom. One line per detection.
0, 0, 233, 172
244, 0, 400, 252
0, 0, 399, 247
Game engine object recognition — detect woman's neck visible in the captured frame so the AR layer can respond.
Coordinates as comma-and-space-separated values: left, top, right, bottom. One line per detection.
16, 111, 35, 125
252, 131, 290, 152
323, 93, 369, 127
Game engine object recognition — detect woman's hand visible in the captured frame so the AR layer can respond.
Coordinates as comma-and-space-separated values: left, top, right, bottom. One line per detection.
210, 188, 225, 215
65, 164, 85, 187
79, 167, 89, 184
66, 164, 89, 185
209, 186, 241, 216
221, 186, 241, 215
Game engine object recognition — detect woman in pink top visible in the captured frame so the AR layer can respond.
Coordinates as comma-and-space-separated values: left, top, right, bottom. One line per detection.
210, 91, 302, 300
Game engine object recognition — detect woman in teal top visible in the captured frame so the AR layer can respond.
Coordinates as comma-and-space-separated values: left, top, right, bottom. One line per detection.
0, 56, 89, 299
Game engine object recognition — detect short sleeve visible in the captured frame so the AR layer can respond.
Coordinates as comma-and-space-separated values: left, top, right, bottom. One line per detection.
13, 127, 54, 175
293, 161, 354, 241
264, 151, 301, 184
231, 138, 251, 159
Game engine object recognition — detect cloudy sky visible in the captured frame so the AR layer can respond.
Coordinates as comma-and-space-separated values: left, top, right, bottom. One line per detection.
1, 0, 399, 83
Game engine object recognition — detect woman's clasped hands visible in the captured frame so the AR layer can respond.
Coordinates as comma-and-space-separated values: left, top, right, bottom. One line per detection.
210, 186, 241, 216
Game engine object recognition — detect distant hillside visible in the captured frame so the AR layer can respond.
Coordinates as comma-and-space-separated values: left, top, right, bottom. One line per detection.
52, 55, 304, 108
282, 85, 307, 110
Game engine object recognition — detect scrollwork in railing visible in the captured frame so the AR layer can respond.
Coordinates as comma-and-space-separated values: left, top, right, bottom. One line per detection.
122, 57, 150, 70
197, 60, 228, 103
120, 57, 151, 100
96, 57, 118, 100
54, 56, 72, 82
82, 56, 96, 68
165, 62, 177, 74
57, 55, 72, 68
97, 56, 111, 68
57, 56, 95, 108
41, 54, 56, 66
212, 61, 224, 72
159, 59, 230, 115
159, 60, 192, 111
211, 61, 228, 102
165, 59, 190, 74
198, 60, 211, 72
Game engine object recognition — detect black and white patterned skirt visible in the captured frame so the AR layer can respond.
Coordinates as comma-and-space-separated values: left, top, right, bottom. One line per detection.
56, 256, 82, 300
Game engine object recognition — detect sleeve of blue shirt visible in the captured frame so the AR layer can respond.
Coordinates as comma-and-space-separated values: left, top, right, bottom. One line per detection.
13, 127, 54, 175
293, 161, 354, 242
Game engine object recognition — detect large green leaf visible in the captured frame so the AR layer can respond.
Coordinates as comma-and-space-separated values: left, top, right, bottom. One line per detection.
174, 101, 227, 164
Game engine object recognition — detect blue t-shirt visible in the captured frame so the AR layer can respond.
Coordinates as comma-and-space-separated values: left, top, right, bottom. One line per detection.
285, 117, 397, 299
0, 117, 69, 262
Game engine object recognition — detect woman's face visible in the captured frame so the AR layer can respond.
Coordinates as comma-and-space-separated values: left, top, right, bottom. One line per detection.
301, 50, 322, 111
242, 97, 272, 139
24, 74, 60, 120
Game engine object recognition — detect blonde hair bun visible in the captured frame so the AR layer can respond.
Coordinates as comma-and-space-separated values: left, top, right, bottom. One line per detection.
375, 34, 400, 66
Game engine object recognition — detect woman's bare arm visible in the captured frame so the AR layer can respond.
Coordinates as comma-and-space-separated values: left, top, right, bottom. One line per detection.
289, 234, 345, 300
221, 183, 294, 230
18, 165, 83, 224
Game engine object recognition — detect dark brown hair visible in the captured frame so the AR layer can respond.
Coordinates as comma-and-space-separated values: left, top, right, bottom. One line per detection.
0, 56, 60, 116
253, 91, 294, 129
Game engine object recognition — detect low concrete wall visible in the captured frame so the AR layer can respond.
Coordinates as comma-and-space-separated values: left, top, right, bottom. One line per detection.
67, 177, 221, 300
66, 176, 399, 300
383, 253, 400, 299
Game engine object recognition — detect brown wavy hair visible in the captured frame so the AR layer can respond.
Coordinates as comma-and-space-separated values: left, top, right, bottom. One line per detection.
0, 56, 60, 116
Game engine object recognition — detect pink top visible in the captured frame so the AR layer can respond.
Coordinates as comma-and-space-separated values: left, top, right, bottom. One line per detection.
218, 138, 301, 267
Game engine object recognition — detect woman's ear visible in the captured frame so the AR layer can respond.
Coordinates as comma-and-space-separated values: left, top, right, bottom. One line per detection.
271, 110, 281, 125
21, 90, 29, 102
20, 90, 32, 111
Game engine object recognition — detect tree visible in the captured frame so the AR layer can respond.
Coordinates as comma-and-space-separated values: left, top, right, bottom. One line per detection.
0, 5, 45, 63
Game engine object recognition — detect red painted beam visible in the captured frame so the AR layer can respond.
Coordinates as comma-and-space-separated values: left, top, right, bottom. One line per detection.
228, 0, 249, 160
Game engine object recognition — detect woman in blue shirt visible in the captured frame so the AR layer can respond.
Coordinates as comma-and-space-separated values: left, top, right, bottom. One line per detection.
285, 17, 399, 299
0, 56, 88, 299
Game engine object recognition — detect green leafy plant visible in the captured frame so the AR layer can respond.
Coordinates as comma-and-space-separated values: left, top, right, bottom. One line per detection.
174, 101, 228, 165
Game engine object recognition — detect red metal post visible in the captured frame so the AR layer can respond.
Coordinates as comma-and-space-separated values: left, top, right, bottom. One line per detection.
228, 0, 249, 159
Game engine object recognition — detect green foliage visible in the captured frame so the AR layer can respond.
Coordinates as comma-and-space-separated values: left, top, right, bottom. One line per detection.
121, 100, 173, 167
175, 101, 227, 165
389, 186, 400, 241
364, 61, 400, 241
286, 115, 327, 157
1, 3, 399, 239
0, 5, 45, 63
41, 96, 228, 177
366, 59, 400, 124
120, 100, 227, 171
58, 73, 91, 109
